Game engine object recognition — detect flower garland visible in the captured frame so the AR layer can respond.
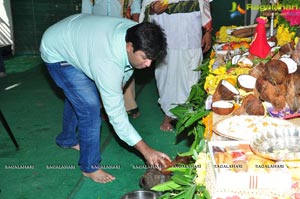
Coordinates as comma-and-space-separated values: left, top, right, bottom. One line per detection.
276, 24, 296, 46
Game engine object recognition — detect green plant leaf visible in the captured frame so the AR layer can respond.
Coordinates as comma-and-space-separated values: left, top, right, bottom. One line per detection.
177, 150, 194, 157
157, 192, 171, 199
184, 110, 210, 128
171, 191, 187, 199
170, 105, 190, 119
185, 184, 197, 199
193, 59, 210, 71
151, 181, 182, 192
202, 188, 211, 199
171, 173, 192, 186
166, 167, 192, 173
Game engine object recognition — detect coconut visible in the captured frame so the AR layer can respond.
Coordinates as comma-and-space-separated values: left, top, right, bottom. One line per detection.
279, 57, 298, 74
248, 62, 266, 79
237, 74, 257, 92
279, 41, 295, 56
237, 57, 253, 68
211, 100, 234, 115
212, 79, 240, 102
232, 55, 242, 65
265, 59, 288, 85
286, 73, 300, 112
255, 77, 286, 100
291, 40, 300, 65
232, 94, 265, 116
255, 77, 287, 111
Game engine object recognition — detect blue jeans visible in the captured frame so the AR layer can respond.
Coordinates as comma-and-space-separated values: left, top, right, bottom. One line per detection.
46, 61, 101, 173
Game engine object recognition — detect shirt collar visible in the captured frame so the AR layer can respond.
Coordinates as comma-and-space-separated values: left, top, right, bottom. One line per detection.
124, 64, 133, 72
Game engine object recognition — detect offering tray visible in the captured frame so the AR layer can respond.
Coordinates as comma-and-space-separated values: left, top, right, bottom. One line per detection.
213, 115, 296, 141
250, 127, 300, 161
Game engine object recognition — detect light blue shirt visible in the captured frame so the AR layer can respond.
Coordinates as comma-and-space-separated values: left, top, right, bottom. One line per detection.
40, 14, 141, 146
81, 0, 141, 17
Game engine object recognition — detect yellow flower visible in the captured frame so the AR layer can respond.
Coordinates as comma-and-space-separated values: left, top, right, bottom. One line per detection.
161, 0, 168, 5
194, 152, 208, 186
276, 24, 296, 46
212, 66, 226, 75
208, 58, 215, 71
295, 37, 299, 47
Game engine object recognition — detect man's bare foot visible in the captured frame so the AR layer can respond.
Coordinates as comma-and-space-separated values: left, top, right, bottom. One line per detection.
71, 144, 80, 151
83, 169, 116, 183
160, 115, 174, 132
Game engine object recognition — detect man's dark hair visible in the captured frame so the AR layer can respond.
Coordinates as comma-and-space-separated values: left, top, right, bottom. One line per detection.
125, 22, 167, 61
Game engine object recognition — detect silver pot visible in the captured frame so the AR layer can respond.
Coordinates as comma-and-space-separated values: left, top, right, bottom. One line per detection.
121, 190, 159, 199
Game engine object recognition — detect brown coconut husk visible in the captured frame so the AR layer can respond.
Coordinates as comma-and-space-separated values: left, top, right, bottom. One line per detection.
232, 94, 265, 116
270, 95, 287, 111
286, 72, 300, 112
248, 62, 266, 79
139, 169, 171, 190
265, 59, 289, 85
255, 77, 287, 111
291, 40, 300, 65
279, 41, 295, 56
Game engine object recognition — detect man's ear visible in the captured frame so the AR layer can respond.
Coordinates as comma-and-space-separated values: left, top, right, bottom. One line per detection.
126, 42, 133, 52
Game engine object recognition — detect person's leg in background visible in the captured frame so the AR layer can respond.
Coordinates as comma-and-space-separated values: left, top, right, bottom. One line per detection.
0, 53, 7, 78
124, 77, 140, 118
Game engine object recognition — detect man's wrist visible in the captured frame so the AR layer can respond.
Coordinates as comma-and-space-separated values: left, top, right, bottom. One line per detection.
204, 28, 213, 34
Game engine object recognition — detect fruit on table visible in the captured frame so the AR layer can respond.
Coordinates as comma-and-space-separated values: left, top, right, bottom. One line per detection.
240, 41, 250, 49
222, 43, 231, 50
231, 42, 241, 50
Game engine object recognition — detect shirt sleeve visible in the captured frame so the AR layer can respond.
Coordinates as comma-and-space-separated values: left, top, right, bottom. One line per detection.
130, 0, 141, 14
91, 60, 142, 146
81, 0, 93, 14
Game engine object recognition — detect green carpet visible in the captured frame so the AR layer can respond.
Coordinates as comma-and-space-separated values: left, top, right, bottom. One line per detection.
0, 56, 190, 199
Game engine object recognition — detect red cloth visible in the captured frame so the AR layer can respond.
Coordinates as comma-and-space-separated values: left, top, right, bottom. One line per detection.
249, 17, 271, 58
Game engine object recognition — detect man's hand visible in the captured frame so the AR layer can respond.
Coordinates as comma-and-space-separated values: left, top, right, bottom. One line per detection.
134, 140, 171, 170
202, 31, 212, 54
150, 1, 168, 15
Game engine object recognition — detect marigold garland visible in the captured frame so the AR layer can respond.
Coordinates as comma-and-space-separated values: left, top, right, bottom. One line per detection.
276, 24, 296, 46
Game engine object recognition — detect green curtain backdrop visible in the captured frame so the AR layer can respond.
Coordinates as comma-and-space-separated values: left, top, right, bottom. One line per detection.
11, 0, 81, 55
10, 0, 248, 55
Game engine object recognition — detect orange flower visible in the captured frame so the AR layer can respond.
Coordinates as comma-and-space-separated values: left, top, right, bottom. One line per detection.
202, 112, 213, 140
